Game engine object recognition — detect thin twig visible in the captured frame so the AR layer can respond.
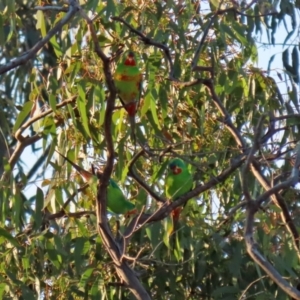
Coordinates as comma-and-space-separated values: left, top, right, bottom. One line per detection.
251, 159, 300, 257
121, 154, 245, 239
47, 209, 95, 220
111, 16, 175, 79
191, 0, 224, 71
216, 200, 247, 230
203, 79, 246, 150
15, 96, 76, 141
242, 116, 265, 202
127, 150, 165, 203
239, 275, 268, 300
34, 5, 69, 12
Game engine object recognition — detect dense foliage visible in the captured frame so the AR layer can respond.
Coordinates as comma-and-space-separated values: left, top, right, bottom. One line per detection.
1, 0, 300, 299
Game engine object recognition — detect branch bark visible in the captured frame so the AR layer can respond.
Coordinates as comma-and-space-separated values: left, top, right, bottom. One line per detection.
243, 135, 300, 298
81, 8, 151, 300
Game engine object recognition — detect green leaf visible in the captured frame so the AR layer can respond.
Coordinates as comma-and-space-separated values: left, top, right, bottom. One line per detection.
149, 92, 161, 129
79, 268, 94, 287
36, 10, 46, 37
49, 35, 62, 58
0, 227, 19, 247
221, 23, 247, 45
46, 241, 61, 269
212, 286, 240, 297
13, 101, 33, 133
146, 222, 162, 252
34, 187, 44, 229
77, 85, 91, 138
0, 283, 6, 299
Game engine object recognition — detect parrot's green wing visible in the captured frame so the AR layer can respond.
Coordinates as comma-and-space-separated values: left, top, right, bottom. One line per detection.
107, 179, 136, 215
57, 151, 136, 216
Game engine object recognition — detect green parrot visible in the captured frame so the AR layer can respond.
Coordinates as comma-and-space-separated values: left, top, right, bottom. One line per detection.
165, 158, 193, 222
57, 152, 136, 215
114, 51, 142, 144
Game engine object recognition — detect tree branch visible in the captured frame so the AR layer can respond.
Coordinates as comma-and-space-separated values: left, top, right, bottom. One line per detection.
81, 9, 151, 300
128, 150, 165, 203
191, 0, 223, 71
245, 200, 300, 299
251, 159, 300, 257
34, 5, 69, 12
122, 153, 245, 238
15, 97, 76, 141
0, 0, 79, 75
243, 143, 300, 298
242, 116, 265, 202
203, 79, 246, 149
111, 16, 175, 79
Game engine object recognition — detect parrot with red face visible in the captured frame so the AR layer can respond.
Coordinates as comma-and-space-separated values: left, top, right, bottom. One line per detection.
114, 51, 142, 145
165, 158, 193, 222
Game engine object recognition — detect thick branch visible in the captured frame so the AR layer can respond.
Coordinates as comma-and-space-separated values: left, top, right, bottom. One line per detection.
122, 153, 245, 239
246, 144, 300, 285
251, 160, 300, 256
245, 201, 300, 299
81, 9, 151, 300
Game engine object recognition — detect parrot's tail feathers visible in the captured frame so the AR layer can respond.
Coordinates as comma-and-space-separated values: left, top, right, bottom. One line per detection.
80, 170, 94, 182
172, 207, 182, 223
56, 150, 93, 182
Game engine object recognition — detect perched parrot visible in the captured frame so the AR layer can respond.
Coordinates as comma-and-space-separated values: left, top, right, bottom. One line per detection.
114, 51, 142, 145
57, 152, 136, 215
165, 158, 193, 222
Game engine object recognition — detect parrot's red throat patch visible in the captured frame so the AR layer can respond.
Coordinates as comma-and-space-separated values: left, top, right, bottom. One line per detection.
171, 166, 182, 174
